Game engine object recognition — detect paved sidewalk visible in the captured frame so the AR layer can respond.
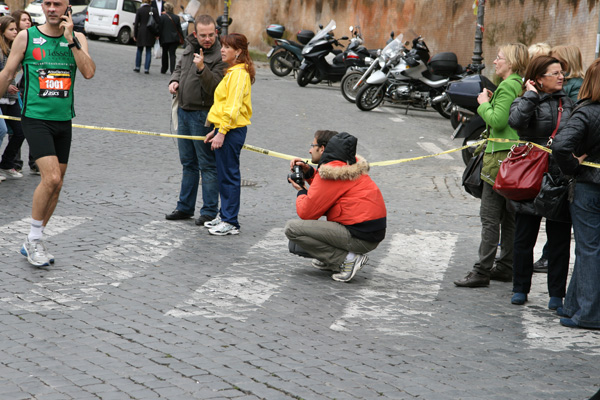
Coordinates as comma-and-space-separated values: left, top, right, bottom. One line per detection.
0, 40, 598, 399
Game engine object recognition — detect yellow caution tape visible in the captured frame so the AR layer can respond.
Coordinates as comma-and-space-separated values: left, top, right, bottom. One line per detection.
2, 115, 599, 169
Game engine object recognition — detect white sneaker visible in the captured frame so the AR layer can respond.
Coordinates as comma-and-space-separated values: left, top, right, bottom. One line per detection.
0, 174, 5, 182
208, 221, 239, 236
203, 215, 222, 228
332, 254, 368, 282
0, 168, 23, 178
20, 237, 51, 267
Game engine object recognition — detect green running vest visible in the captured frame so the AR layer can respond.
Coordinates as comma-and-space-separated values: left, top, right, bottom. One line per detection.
22, 27, 77, 121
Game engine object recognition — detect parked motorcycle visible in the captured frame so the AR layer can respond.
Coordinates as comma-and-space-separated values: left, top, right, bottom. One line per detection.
444, 65, 497, 164
355, 35, 464, 118
339, 25, 378, 103
266, 24, 315, 77
296, 20, 349, 87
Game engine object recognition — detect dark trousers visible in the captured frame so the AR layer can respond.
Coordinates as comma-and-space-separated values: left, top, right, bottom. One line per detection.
513, 212, 571, 297
161, 42, 178, 74
214, 127, 246, 228
0, 102, 25, 170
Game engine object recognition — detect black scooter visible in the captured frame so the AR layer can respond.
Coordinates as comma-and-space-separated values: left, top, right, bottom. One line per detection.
297, 20, 349, 87
443, 64, 497, 164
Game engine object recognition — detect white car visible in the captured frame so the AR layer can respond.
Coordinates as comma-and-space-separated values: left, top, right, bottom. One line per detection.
0, 1, 9, 17
25, 0, 89, 25
84, 0, 141, 45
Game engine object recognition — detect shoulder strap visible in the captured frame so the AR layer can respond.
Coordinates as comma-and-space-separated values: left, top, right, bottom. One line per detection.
550, 98, 563, 139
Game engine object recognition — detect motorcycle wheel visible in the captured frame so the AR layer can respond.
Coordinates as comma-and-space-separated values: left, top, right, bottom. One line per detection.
432, 97, 452, 119
356, 83, 384, 111
340, 71, 363, 103
269, 50, 295, 77
461, 119, 486, 165
297, 65, 316, 87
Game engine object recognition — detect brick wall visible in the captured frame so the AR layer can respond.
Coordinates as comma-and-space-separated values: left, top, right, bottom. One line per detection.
12, 0, 599, 76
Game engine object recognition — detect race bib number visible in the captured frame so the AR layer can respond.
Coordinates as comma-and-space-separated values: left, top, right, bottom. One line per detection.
38, 69, 72, 98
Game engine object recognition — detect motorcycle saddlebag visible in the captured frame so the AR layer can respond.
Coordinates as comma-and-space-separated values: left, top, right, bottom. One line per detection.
429, 52, 459, 77
446, 74, 497, 110
266, 24, 285, 39
297, 30, 315, 45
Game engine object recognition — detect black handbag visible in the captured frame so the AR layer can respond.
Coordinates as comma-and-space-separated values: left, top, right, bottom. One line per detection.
462, 151, 484, 198
533, 173, 572, 223
147, 10, 159, 35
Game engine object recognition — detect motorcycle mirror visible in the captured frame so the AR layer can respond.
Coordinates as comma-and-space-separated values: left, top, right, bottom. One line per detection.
340, 36, 349, 40
319, 24, 323, 29
180, 5, 183, 9
390, 31, 395, 39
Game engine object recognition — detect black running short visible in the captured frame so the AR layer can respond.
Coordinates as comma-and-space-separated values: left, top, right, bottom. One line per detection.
21, 116, 72, 164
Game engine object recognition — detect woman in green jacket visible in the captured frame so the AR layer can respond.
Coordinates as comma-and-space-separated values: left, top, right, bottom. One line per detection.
454, 43, 529, 288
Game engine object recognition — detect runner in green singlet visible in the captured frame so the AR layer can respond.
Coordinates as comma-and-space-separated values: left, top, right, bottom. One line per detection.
0, 0, 95, 267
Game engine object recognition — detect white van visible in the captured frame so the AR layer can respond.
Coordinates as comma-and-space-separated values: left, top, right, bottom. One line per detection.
25, 0, 90, 25
84, 0, 140, 44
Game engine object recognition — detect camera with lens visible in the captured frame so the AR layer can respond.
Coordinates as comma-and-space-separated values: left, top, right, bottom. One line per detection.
287, 164, 305, 187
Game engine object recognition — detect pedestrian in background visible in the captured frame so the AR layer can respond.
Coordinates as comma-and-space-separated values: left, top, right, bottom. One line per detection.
553, 58, 600, 329
508, 56, 573, 308
528, 42, 551, 59
550, 45, 585, 102
454, 43, 529, 288
158, 2, 183, 74
133, 0, 158, 74
0, 16, 24, 181
6, 10, 37, 175
203, 33, 254, 236
165, 15, 226, 225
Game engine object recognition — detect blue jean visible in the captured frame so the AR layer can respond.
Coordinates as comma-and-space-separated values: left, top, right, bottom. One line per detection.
563, 182, 600, 328
0, 108, 7, 148
176, 108, 218, 217
214, 127, 246, 228
135, 46, 152, 71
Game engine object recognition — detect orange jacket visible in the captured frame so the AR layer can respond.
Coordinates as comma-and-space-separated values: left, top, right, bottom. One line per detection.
296, 156, 387, 242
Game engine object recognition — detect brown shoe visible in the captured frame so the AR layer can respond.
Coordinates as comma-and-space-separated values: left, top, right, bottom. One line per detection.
454, 271, 490, 287
490, 266, 512, 282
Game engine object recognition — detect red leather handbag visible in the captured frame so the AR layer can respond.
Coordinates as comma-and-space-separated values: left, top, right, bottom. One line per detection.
493, 99, 563, 201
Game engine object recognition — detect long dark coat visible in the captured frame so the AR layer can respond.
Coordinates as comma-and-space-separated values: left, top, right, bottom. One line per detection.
134, 4, 159, 47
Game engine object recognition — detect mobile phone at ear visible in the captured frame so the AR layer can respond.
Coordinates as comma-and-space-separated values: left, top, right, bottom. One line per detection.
65, 5, 72, 15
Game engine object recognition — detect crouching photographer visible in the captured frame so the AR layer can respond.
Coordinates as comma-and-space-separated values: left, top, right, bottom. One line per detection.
284, 130, 387, 283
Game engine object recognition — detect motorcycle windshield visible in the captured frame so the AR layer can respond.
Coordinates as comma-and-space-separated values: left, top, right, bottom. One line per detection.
381, 34, 404, 59
309, 20, 336, 44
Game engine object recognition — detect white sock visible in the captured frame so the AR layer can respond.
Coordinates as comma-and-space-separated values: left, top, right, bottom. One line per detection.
28, 219, 44, 241
345, 252, 356, 261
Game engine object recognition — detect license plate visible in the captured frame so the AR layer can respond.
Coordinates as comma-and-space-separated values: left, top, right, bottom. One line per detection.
267, 48, 274, 58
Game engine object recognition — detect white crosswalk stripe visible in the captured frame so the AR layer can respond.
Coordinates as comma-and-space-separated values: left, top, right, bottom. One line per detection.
94, 221, 188, 280
330, 230, 458, 334
165, 228, 287, 320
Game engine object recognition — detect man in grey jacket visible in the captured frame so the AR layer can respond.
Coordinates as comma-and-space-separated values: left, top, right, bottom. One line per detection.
166, 15, 228, 225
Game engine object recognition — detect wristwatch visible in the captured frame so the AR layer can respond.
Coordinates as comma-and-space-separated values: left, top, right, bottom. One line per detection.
68, 36, 81, 50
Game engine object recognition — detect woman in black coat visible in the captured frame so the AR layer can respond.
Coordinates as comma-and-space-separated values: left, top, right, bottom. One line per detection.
133, 0, 159, 73
158, 2, 183, 74
507, 55, 574, 309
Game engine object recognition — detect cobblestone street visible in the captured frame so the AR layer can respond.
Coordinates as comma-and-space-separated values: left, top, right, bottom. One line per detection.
0, 40, 598, 399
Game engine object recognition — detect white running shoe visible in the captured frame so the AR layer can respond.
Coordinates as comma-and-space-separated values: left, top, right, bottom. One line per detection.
0, 168, 24, 178
20, 237, 51, 267
332, 254, 368, 282
203, 215, 222, 228
0, 174, 5, 182
208, 221, 240, 236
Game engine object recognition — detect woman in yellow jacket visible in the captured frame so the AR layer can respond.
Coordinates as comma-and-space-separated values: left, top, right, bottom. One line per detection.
204, 33, 254, 236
